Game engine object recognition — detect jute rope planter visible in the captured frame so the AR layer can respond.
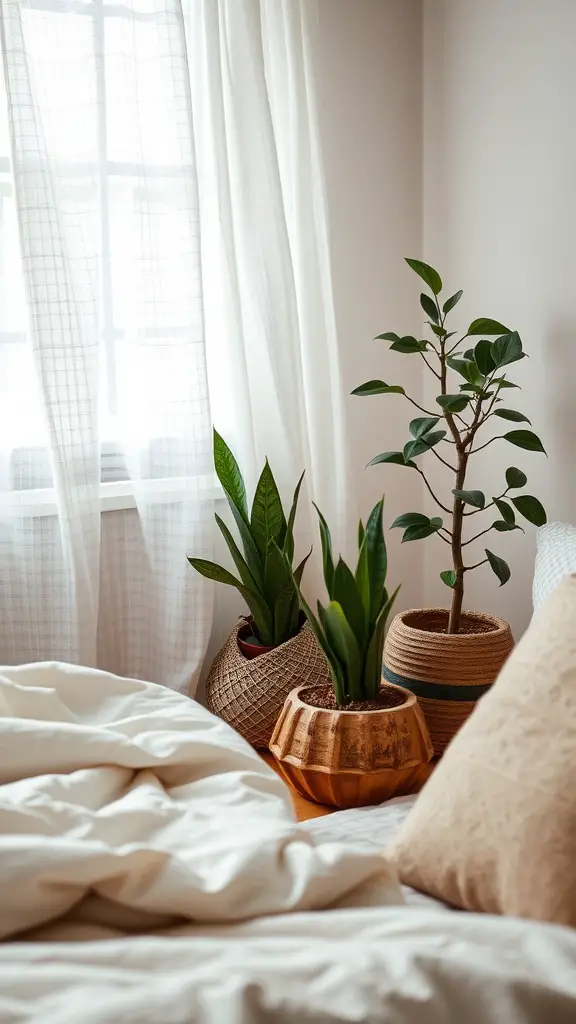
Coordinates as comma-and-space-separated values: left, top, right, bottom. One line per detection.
205, 619, 331, 749
384, 608, 514, 755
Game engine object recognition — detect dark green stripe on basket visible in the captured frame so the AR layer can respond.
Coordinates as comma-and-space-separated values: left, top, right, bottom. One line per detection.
382, 665, 492, 702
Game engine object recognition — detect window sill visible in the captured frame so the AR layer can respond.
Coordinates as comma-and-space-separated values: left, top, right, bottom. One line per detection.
0, 475, 222, 518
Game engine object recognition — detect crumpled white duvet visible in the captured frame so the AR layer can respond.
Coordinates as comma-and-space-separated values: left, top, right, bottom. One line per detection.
1, 662, 576, 1024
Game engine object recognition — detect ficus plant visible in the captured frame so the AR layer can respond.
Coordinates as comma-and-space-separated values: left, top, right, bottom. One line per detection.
352, 258, 547, 635
295, 498, 399, 706
188, 430, 310, 647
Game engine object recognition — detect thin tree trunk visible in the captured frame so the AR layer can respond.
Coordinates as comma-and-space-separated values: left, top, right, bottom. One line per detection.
448, 454, 467, 633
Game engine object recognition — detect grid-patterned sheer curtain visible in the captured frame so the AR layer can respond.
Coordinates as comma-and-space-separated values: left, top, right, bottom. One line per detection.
0, 0, 213, 691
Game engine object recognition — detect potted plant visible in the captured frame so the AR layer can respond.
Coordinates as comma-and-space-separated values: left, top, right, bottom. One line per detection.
352, 258, 547, 753
189, 430, 328, 748
269, 499, 433, 808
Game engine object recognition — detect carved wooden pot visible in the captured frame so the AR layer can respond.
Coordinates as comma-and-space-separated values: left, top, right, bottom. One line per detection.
269, 683, 433, 809
384, 608, 514, 756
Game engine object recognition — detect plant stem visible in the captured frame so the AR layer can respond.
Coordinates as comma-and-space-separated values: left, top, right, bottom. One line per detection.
415, 466, 452, 514
462, 525, 494, 546
465, 558, 489, 572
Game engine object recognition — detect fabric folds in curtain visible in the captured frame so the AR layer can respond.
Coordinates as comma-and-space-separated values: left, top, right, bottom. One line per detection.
0, 0, 212, 692
187, 0, 355, 564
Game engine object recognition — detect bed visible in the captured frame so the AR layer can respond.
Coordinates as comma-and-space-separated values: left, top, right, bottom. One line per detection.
1, 661, 576, 1023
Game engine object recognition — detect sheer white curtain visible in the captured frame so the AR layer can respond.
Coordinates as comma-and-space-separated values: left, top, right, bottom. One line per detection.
0, 0, 212, 691
187, 0, 356, 564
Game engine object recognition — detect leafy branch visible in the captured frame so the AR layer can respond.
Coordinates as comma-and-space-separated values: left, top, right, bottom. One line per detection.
353, 259, 547, 633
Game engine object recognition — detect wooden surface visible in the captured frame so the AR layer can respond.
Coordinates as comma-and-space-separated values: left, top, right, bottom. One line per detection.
261, 752, 333, 821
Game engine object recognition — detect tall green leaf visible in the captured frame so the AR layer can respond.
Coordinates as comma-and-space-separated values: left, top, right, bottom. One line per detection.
187, 557, 273, 643
405, 258, 443, 295
313, 503, 335, 597
296, 589, 345, 705
358, 519, 365, 549
363, 585, 400, 699
474, 339, 495, 376
363, 499, 387, 625
227, 500, 264, 590
273, 578, 300, 647
214, 513, 259, 593
355, 534, 370, 619
332, 558, 366, 648
283, 469, 305, 563
213, 429, 248, 523
250, 460, 286, 558
263, 540, 290, 608
324, 602, 363, 702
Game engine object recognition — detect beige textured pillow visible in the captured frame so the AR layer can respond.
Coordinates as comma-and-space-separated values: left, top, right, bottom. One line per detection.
390, 574, 576, 926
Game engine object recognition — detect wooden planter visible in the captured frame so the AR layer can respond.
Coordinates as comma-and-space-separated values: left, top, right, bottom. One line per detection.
205, 620, 331, 749
269, 683, 433, 809
384, 608, 514, 756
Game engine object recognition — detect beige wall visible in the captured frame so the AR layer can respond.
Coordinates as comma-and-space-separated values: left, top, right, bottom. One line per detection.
423, 0, 576, 635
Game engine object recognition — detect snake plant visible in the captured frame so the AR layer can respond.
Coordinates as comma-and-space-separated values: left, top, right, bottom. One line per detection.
295, 498, 399, 706
188, 430, 310, 647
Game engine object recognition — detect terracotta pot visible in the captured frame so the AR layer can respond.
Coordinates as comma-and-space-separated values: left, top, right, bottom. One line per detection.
269, 682, 433, 809
384, 608, 514, 756
237, 620, 275, 660
205, 619, 331, 749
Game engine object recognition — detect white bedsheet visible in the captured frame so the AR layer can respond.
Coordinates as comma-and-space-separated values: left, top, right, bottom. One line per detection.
1, 662, 576, 1024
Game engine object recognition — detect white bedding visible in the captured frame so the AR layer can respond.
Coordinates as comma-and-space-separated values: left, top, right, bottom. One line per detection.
1, 662, 576, 1023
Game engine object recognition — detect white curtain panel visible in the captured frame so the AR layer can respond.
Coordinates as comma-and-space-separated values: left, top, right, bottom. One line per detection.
187, 0, 356, 567
0, 0, 213, 691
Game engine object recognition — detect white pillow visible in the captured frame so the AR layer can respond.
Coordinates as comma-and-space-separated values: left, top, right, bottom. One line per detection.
533, 522, 576, 612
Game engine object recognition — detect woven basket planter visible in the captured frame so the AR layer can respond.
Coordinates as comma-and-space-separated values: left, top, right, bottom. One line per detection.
270, 682, 433, 809
205, 619, 331, 749
384, 608, 514, 756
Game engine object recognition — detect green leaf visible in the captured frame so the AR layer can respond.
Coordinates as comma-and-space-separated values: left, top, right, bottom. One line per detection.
452, 489, 485, 509
213, 429, 249, 523
446, 356, 483, 387
293, 547, 312, 587
468, 318, 511, 335
409, 416, 440, 438
403, 430, 446, 461
420, 292, 439, 323
250, 460, 286, 558
474, 339, 495, 376
430, 325, 446, 338
436, 393, 471, 413
442, 290, 463, 314
390, 512, 431, 530
354, 534, 370, 619
390, 336, 428, 354
351, 380, 406, 397
493, 377, 519, 389
187, 557, 273, 643
332, 558, 366, 648
358, 519, 364, 549
313, 503, 335, 598
225, 502, 265, 590
295, 590, 345, 706
506, 466, 527, 489
263, 540, 291, 608
511, 495, 547, 527
491, 331, 524, 369
214, 513, 259, 593
363, 498, 388, 626
273, 578, 299, 646
324, 601, 363, 702
494, 408, 531, 424
485, 549, 511, 586
368, 451, 416, 469
440, 569, 457, 588
504, 430, 546, 454
430, 517, 444, 529
405, 258, 443, 295
375, 332, 400, 342
492, 520, 523, 533
493, 498, 515, 524
363, 584, 400, 699
283, 470, 305, 563
402, 523, 441, 542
